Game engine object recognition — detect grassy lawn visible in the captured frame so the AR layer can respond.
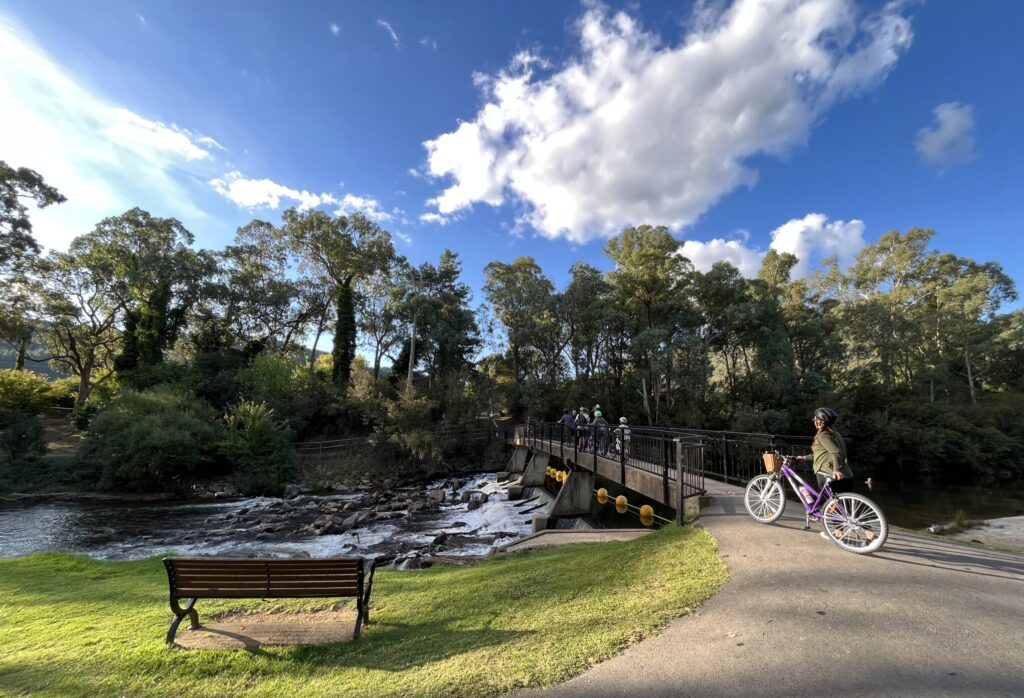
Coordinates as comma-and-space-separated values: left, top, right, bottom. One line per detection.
0, 526, 727, 698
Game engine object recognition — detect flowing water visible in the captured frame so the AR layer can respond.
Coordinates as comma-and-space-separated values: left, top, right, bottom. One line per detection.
0, 474, 536, 561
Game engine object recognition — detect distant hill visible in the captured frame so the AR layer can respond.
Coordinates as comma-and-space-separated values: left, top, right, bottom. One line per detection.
0, 342, 68, 378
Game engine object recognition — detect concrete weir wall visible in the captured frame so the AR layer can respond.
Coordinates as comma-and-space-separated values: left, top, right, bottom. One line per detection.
550, 470, 595, 517
521, 452, 549, 487
507, 446, 530, 473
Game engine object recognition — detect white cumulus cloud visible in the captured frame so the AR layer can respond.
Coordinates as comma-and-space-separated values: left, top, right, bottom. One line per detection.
210, 172, 337, 211
421, 0, 913, 242
0, 15, 221, 251
210, 173, 402, 224
679, 213, 866, 278
915, 101, 976, 172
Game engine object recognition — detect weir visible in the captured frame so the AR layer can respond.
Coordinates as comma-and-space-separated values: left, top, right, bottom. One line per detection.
506, 421, 708, 527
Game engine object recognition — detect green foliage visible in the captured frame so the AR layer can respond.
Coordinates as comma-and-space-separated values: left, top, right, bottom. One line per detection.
0, 410, 45, 466
0, 160, 65, 274
221, 401, 297, 495
0, 369, 54, 413
78, 388, 224, 492
0, 527, 726, 698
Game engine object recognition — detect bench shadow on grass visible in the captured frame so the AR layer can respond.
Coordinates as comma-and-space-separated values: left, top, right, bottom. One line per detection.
282, 621, 534, 672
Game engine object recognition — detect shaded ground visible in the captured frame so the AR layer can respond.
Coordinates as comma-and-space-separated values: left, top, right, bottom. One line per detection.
175, 609, 359, 650
520, 481, 1024, 698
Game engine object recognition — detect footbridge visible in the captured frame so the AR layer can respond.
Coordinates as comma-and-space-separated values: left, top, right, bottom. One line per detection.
506, 420, 812, 526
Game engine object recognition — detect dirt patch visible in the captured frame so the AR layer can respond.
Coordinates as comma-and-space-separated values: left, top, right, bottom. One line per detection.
173, 608, 360, 649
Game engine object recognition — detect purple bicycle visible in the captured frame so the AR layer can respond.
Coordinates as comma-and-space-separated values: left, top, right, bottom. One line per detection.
743, 453, 889, 554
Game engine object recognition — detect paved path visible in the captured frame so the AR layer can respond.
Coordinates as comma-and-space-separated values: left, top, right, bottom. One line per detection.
519, 481, 1024, 698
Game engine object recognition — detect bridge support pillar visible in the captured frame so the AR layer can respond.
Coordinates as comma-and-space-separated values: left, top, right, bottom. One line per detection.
550, 470, 594, 517
521, 451, 549, 487
507, 446, 530, 473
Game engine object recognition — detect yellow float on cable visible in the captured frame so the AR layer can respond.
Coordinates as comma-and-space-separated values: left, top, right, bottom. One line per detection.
615, 495, 628, 513
595, 488, 608, 504
639, 504, 655, 527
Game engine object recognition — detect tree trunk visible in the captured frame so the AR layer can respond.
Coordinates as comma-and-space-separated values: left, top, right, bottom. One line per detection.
73, 354, 95, 412
15, 334, 27, 370
407, 316, 417, 388
308, 308, 327, 378
965, 346, 978, 405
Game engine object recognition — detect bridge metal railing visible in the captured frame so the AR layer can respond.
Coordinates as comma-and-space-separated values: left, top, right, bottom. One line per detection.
515, 420, 817, 490
295, 425, 496, 469
518, 420, 707, 517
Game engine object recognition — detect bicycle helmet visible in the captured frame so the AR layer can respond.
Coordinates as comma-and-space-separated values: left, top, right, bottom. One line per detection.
813, 407, 838, 426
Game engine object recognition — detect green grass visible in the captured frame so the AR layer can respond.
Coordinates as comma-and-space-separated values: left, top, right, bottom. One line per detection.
0, 526, 727, 698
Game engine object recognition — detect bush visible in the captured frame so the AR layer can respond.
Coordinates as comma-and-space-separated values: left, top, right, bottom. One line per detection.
78, 388, 224, 493
0, 410, 45, 465
0, 370, 54, 414
221, 401, 297, 495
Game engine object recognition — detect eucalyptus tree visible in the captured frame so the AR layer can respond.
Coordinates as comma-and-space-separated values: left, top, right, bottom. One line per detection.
34, 251, 122, 410
482, 257, 557, 385
0, 160, 65, 274
220, 220, 320, 355
279, 209, 395, 388
357, 254, 407, 380
68, 208, 213, 380
604, 225, 691, 424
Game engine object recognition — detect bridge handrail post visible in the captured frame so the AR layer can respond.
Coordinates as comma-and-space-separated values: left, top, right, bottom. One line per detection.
661, 431, 669, 504
620, 432, 626, 485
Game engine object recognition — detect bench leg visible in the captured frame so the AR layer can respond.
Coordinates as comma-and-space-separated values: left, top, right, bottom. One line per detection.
167, 598, 199, 645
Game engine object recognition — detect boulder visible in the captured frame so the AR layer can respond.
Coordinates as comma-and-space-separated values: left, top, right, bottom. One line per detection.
428, 490, 446, 503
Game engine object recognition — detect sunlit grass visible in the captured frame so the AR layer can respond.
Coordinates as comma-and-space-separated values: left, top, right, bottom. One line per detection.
0, 526, 726, 697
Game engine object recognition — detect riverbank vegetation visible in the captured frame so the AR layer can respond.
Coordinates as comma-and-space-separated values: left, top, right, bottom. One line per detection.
2, 160, 1023, 492
0, 526, 726, 697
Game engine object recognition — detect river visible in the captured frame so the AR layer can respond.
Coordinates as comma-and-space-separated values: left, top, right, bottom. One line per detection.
0, 473, 536, 563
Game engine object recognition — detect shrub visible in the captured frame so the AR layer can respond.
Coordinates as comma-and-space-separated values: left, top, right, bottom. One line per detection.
221, 401, 297, 495
78, 388, 223, 492
0, 370, 53, 414
0, 410, 45, 465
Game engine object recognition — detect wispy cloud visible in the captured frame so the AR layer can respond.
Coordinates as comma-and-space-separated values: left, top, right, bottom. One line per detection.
419, 36, 438, 50
329, 22, 340, 37
377, 19, 400, 49
0, 15, 220, 251
136, 14, 146, 26
916, 102, 976, 172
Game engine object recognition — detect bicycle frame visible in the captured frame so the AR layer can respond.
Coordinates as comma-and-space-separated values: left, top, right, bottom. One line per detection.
775, 461, 832, 519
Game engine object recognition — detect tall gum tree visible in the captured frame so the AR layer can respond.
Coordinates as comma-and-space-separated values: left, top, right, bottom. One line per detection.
279, 209, 395, 389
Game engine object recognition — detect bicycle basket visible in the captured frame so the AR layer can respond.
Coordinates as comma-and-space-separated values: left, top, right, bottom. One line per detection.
762, 453, 783, 473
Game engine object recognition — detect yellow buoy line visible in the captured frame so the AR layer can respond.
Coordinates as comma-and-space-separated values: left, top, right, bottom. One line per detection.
593, 487, 671, 527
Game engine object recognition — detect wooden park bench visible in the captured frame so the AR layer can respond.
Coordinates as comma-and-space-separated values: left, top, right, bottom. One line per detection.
162, 556, 376, 645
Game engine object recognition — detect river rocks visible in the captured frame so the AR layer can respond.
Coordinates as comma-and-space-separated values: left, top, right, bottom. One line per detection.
428, 489, 446, 503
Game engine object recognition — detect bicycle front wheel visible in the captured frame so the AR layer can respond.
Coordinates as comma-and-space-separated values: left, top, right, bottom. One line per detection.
821, 493, 888, 554
744, 474, 785, 524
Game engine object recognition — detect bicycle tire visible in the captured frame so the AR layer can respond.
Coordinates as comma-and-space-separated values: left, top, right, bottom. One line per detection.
744, 474, 786, 524
820, 493, 888, 554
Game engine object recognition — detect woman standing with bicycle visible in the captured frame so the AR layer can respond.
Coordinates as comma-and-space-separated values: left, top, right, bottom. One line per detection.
798, 407, 853, 490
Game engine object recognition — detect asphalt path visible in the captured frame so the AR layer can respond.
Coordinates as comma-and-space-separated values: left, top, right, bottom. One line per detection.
518, 481, 1024, 698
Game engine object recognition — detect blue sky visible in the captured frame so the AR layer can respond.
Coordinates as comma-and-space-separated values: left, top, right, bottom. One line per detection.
2, 0, 1022, 310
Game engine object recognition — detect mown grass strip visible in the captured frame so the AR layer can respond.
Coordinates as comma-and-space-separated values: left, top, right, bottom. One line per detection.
0, 526, 727, 697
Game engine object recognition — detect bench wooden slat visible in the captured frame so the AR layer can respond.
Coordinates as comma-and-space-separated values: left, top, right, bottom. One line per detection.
175, 588, 360, 598
170, 563, 360, 573
173, 572, 360, 582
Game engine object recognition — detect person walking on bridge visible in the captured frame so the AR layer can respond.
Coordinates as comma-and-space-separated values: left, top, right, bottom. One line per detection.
615, 417, 631, 458
592, 410, 609, 456
560, 409, 575, 444
575, 407, 590, 451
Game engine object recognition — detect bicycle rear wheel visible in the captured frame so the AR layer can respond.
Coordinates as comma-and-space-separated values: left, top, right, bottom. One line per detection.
744, 474, 785, 524
820, 493, 888, 554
